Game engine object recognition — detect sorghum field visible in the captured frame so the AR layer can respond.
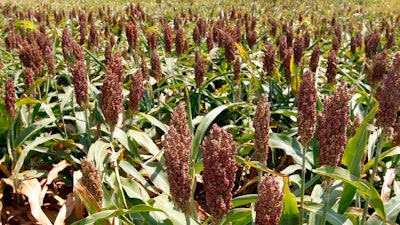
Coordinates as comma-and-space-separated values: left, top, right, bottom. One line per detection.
0, 0, 399, 224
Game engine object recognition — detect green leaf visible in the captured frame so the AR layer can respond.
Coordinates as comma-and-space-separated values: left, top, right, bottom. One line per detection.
13, 133, 64, 181
366, 196, 400, 225
270, 132, 312, 169
315, 166, 386, 219
127, 129, 160, 156
304, 202, 353, 225
339, 104, 377, 214
279, 177, 299, 225
87, 140, 110, 175
364, 146, 400, 173
13, 118, 57, 150
222, 208, 253, 225
232, 194, 258, 208
191, 102, 245, 163
142, 162, 170, 195
72, 204, 165, 225
119, 160, 158, 194
137, 112, 169, 133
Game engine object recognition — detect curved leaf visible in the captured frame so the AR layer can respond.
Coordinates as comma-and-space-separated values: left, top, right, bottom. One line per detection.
339, 104, 378, 214
191, 102, 244, 163
279, 176, 299, 225
304, 202, 353, 225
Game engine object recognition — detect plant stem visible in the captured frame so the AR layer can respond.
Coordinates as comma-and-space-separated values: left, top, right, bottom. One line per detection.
300, 145, 308, 225
320, 178, 332, 225
360, 130, 385, 225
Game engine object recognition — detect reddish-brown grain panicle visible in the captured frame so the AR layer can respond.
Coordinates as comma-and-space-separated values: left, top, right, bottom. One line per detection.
24, 68, 34, 96
176, 27, 186, 56
293, 35, 305, 65
365, 31, 380, 59
100, 54, 124, 127
163, 22, 173, 53
80, 158, 103, 205
72, 60, 89, 108
206, 31, 214, 52
201, 124, 237, 221
107, 52, 124, 83
162, 103, 192, 212
18, 39, 43, 75
44, 46, 55, 75
193, 24, 201, 45
376, 53, 400, 128
309, 45, 320, 73
125, 22, 138, 49
195, 51, 206, 88
277, 35, 287, 59
317, 83, 352, 166
5, 77, 16, 116
129, 69, 144, 112
269, 18, 277, 37
88, 19, 99, 50
263, 42, 276, 77
141, 51, 149, 81
298, 70, 317, 146
283, 47, 293, 82
369, 50, 388, 89
79, 12, 87, 45
252, 94, 270, 164
224, 33, 236, 63
254, 175, 283, 225
151, 49, 162, 82
234, 57, 241, 81
326, 49, 338, 85
147, 32, 157, 51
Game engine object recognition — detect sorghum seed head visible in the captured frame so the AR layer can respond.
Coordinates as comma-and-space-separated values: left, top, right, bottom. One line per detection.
24, 68, 34, 96
193, 24, 201, 45
88, 20, 99, 50
100, 54, 123, 127
163, 22, 173, 53
147, 32, 157, 51
224, 33, 236, 63
376, 53, 400, 128
129, 69, 144, 112
277, 35, 287, 59
72, 60, 89, 108
326, 49, 338, 85
298, 70, 317, 146
201, 124, 237, 221
175, 27, 185, 56
151, 49, 162, 82
317, 82, 352, 167
206, 31, 214, 52
5, 77, 16, 116
369, 50, 388, 89
141, 51, 149, 81
283, 47, 293, 82
252, 94, 270, 164
309, 45, 320, 73
162, 103, 192, 212
195, 51, 206, 88
293, 35, 305, 65
263, 42, 276, 77
80, 158, 103, 205
234, 57, 241, 81
254, 175, 283, 225
44, 46, 55, 75
365, 31, 380, 59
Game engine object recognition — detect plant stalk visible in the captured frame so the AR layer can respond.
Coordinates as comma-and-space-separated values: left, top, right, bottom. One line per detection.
320, 178, 332, 225
360, 130, 385, 225
300, 145, 308, 225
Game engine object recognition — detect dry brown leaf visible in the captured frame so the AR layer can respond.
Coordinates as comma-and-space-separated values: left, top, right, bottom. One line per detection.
381, 168, 396, 202
17, 178, 52, 225
54, 193, 75, 225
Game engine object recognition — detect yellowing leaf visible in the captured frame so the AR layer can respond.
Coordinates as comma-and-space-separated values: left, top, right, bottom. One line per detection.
14, 20, 39, 32
234, 42, 249, 61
